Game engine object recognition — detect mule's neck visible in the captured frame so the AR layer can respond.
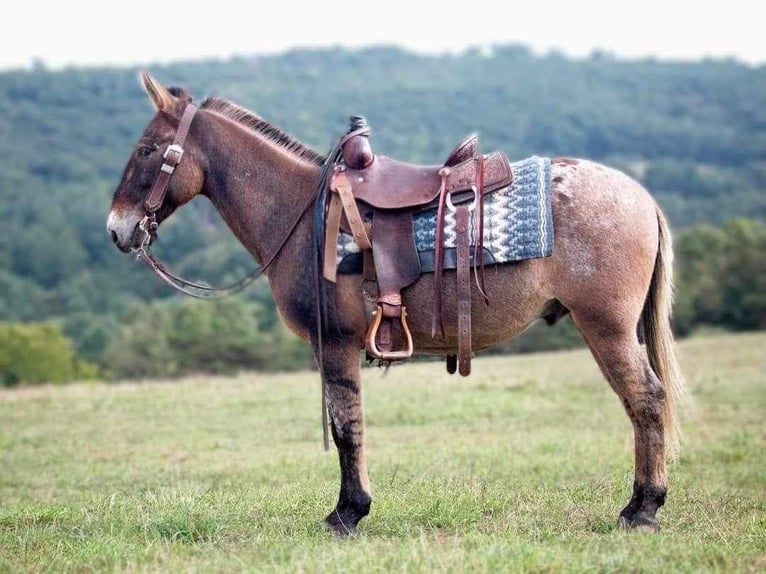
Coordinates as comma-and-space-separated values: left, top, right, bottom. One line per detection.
197, 110, 322, 270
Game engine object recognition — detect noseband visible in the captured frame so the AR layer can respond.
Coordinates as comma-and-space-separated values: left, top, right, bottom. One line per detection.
134, 103, 264, 298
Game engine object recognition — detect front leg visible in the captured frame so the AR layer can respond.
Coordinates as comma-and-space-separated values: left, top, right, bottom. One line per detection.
317, 340, 371, 536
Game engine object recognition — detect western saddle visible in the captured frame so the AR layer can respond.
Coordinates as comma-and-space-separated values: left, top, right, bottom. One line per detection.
322, 117, 513, 375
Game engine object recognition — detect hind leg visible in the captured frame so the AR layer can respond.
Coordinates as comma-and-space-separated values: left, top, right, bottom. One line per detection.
572, 312, 668, 531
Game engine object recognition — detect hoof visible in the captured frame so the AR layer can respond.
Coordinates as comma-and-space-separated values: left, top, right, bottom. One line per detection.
323, 493, 371, 537
324, 509, 358, 537
618, 514, 660, 533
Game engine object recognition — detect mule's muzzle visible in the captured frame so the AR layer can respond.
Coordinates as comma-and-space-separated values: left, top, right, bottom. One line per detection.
107, 210, 153, 253
111, 224, 140, 253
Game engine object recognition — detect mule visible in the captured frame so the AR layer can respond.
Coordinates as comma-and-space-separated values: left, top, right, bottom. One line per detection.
107, 73, 685, 535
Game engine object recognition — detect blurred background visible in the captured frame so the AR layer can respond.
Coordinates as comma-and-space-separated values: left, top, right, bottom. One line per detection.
0, 1, 763, 384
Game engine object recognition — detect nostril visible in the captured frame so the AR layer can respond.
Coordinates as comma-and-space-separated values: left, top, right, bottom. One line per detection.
110, 230, 119, 244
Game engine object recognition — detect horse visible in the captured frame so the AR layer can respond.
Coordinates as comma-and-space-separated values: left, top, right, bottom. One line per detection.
107, 73, 686, 536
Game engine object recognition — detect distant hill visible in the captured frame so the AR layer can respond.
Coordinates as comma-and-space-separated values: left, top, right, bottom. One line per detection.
0, 45, 764, 368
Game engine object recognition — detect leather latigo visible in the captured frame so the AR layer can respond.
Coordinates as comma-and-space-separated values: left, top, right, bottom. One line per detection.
455, 205, 473, 376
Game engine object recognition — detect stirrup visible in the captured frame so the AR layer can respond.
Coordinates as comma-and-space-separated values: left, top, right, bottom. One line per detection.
365, 305, 414, 361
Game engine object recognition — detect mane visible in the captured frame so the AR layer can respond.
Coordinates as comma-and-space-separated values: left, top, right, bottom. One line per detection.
200, 97, 324, 165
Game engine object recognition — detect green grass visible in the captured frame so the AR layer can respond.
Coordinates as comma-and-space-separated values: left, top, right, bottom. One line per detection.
1, 332, 764, 573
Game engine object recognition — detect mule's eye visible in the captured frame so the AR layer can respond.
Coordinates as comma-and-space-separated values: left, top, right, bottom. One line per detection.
137, 145, 156, 158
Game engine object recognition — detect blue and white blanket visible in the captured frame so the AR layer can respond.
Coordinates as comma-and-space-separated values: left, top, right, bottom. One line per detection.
336, 155, 553, 268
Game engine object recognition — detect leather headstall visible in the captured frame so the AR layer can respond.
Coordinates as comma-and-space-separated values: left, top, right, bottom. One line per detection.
138, 103, 198, 242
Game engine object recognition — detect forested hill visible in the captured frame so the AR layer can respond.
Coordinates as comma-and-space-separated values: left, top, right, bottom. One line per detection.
1, 45, 764, 377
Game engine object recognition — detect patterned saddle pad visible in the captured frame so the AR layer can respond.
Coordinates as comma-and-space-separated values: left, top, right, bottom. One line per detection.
335, 155, 553, 273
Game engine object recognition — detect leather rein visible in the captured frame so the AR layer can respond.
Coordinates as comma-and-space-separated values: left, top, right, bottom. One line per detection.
133, 103, 314, 299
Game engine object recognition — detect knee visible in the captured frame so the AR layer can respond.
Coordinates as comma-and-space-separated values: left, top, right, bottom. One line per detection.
333, 418, 363, 446
327, 402, 363, 448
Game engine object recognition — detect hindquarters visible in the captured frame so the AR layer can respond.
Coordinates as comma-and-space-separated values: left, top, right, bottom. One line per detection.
549, 159, 660, 320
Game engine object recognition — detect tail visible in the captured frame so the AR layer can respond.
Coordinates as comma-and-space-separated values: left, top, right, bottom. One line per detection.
641, 206, 687, 460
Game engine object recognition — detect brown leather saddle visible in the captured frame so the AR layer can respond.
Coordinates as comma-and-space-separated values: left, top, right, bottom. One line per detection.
322, 117, 513, 375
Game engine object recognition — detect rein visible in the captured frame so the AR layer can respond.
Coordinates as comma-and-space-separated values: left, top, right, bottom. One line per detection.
134, 246, 263, 299
133, 102, 314, 299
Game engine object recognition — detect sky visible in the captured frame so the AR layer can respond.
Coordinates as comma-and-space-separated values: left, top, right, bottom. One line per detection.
1, 1, 763, 71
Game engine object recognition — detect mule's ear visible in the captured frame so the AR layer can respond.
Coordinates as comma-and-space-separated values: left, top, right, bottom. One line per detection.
140, 71, 176, 112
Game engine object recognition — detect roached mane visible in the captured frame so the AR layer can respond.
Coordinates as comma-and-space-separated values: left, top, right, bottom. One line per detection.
201, 97, 324, 165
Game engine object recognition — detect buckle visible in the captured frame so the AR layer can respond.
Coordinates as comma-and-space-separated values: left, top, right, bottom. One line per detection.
163, 143, 184, 163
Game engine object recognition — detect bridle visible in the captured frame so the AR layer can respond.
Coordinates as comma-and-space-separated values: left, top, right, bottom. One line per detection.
133, 102, 262, 298
133, 102, 314, 299
139, 103, 198, 235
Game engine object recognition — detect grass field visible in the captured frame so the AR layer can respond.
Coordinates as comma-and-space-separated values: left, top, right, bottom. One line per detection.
1, 332, 764, 573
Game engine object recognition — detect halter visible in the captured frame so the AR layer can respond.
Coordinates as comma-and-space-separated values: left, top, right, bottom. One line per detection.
133, 102, 312, 299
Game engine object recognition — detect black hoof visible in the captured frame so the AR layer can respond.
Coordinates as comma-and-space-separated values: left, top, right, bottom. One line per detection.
323, 494, 371, 537
618, 481, 666, 533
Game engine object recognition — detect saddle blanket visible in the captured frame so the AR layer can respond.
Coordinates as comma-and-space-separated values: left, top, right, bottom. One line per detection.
335, 155, 553, 273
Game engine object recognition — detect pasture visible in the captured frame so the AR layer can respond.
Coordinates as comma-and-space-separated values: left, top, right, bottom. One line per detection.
1, 332, 764, 572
